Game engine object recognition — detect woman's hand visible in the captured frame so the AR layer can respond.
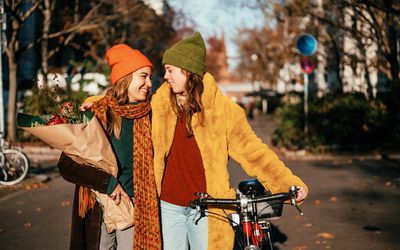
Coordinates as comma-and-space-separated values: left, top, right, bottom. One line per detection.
109, 184, 129, 206
296, 186, 308, 202
79, 102, 93, 111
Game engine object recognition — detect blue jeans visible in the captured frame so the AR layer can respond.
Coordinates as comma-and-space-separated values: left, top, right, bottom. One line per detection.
160, 200, 208, 250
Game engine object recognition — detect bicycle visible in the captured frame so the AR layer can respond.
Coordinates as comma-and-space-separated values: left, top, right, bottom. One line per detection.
0, 134, 30, 185
190, 179, 304, 250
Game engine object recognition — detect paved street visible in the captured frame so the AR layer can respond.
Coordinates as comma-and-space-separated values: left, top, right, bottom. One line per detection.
0, 115, 399, 250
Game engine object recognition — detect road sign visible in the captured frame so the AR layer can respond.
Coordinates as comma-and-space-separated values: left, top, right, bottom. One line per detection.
300, 57, 315, 74
296, 34, 317, 56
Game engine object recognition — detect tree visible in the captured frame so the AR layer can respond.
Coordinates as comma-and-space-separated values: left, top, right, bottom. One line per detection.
38, 0, 107, 76
284, 0, 400, 100
206, 33, 230, 82
234, 7, 304, 88
4, 0, 41, 143
4, 0, 176, 142
235, 0, 399, 100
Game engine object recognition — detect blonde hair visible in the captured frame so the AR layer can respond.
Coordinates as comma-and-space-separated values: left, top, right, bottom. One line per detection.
108, 73, 133, 138
169, 70, 205, 136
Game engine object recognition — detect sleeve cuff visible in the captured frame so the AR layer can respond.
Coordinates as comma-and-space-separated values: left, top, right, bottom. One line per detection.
106, 176, 118, 195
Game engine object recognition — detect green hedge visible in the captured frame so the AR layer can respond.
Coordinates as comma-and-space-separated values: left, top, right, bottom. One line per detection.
272, 93, 396, 151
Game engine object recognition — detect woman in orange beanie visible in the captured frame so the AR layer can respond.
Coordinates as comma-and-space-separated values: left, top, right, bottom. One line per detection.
57, 44, 161, 250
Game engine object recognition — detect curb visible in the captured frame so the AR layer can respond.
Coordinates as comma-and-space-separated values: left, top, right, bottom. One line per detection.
279, 149, 400, 161
15, 145, 61, 164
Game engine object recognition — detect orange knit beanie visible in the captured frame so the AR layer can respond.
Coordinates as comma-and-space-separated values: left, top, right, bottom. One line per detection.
106, 44, 153, 85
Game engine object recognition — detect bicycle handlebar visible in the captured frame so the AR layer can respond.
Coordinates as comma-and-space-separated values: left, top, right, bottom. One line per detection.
191, 192, 294, 207
190, 186, 303, 215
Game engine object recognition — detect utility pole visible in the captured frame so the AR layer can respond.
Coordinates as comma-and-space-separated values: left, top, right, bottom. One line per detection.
0, 0, 5, 143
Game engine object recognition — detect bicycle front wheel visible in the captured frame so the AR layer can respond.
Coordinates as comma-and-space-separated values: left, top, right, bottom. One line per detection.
0, 149, 29, 185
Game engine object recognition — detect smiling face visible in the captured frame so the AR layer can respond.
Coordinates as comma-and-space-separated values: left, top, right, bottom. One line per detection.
164, 64, 188, 95
127, 66, 152, 102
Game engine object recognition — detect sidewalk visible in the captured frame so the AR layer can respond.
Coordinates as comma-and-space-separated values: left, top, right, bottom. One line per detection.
12, 114, 400, 167
15, 143, 61, 167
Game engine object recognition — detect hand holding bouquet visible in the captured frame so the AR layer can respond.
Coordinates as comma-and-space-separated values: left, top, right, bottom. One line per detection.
17, 101, 134, 233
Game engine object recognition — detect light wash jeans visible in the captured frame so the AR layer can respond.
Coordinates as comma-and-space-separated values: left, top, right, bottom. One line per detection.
161, 200, 208, 250
99, 221, 133, 250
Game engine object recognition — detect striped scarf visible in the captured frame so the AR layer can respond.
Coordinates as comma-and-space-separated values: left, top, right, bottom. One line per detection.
81, 89, 161, 249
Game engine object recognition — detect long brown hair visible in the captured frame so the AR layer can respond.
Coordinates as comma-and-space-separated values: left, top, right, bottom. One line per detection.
108, 73, 133, 138
169, 70, 205, 136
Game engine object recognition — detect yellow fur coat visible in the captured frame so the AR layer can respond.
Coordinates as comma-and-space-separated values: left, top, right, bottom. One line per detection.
151, 72, 308, 250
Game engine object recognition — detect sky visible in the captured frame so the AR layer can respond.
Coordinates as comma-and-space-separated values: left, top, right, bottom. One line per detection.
166, 0, 266, 71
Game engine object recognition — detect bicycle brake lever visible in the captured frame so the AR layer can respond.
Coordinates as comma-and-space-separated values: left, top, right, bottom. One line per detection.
192, 207, 200, 224
289, 186, 304, 216
295, 204, 304, 216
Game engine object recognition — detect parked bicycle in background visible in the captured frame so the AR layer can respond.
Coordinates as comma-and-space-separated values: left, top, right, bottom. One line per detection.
0, 30, 29, 185
0, 132, 29, 185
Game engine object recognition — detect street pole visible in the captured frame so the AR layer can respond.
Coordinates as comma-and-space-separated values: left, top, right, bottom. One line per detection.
303, 73, 309, 141
0, 0, 5, 144
296, 33, 317, 147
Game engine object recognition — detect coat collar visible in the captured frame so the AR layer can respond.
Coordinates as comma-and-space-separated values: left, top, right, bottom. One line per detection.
201, 72, 219, 110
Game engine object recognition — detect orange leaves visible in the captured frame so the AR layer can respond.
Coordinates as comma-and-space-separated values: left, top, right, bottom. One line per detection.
25, 182, 48, 190
313, 196, 337, 205
61, 200, 71, 207
293, 245, 308, 250
317, 232, 335, 239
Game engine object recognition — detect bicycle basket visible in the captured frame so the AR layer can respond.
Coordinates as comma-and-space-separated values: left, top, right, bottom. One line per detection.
238, 179, 283, 220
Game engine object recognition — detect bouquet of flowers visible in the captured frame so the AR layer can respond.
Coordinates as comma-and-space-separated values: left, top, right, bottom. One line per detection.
17, 101, 134, 233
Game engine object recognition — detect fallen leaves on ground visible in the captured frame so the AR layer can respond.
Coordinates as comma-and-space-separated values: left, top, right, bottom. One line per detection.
314, 199, 321, 205
293, 245, 308, 250
317, 232, 335, 239
330, 196, 337, 202
25, 182, 48, 190
24, 222, 31, 228
61, 200, 70, 207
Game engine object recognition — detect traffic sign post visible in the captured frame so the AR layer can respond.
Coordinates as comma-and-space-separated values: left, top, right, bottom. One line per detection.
296, 34, 317, 144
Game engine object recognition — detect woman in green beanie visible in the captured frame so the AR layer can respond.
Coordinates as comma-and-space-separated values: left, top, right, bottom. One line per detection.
151, 32, 308, 250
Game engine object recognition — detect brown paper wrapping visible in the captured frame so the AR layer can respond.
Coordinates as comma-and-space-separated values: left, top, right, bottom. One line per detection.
20, 116, 133, 233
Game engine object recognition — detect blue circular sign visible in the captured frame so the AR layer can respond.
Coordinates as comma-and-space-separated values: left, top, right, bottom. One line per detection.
296, 34, 317, 56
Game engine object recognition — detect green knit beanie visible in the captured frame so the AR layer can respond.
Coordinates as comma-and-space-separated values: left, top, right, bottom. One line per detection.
162, 32, 206, 77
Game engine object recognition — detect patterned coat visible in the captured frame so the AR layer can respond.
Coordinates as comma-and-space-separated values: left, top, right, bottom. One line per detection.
151, 72, 308, 250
